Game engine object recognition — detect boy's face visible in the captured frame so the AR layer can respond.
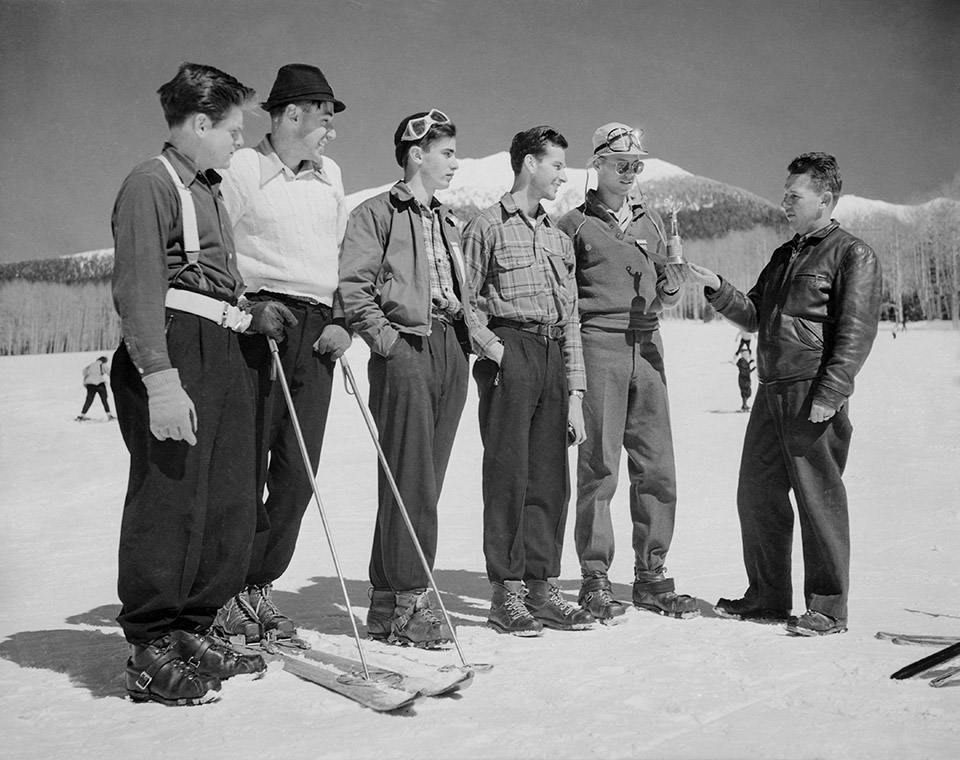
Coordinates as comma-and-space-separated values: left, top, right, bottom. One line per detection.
196, 106, 245, 171
529, 143, 567, 202
419, 136, 458, 193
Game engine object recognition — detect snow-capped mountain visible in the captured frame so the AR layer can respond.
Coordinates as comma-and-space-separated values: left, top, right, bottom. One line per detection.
833, 195, 956, 225
345, 152, 692, 214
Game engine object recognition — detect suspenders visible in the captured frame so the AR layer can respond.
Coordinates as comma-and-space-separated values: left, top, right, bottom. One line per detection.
156, 154, 201, 266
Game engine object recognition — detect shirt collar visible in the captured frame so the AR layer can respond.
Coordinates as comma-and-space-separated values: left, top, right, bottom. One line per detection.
391, 181, 452, 220
584, 189, 646, 225
162, 143, 222, 187
498, 191, 554, 227
255, 135, 329, 186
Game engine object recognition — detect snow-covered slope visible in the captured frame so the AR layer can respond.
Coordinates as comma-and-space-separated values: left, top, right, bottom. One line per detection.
1, 321, 959, 759
834, 195, 957, 225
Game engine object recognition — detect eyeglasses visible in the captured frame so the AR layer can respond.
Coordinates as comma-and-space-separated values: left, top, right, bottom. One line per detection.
601, 157, 645, 176
400, 109, 450, 142
594, 127, 646, 156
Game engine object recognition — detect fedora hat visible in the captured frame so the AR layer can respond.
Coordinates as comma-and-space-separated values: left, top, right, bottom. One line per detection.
261, 63, 345, 112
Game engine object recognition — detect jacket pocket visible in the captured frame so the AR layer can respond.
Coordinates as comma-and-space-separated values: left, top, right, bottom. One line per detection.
794, 317, 824, 350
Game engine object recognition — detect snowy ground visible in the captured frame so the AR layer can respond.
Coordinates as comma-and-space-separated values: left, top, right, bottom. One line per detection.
1, 320, 959, 760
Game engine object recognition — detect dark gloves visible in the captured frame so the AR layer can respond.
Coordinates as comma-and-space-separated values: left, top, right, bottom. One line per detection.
247, 300, 298, 341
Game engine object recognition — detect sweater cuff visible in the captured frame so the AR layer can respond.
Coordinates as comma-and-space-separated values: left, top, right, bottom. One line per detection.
142, 368, 181, 394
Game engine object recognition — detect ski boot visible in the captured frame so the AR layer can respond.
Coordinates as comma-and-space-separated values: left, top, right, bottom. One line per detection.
247, 583, 296, 640
714, 596, 790, 624
366, 588, 395, 641
125, 634, 220, 706
633, 570, 700, 619
382, 589, 454, 649
487, 581, 543, 637
785, 610, 847, 636
578, 572, 628, 623
525, 578, 595, 631
214, 592, 264, 643
170, 630, 266, 679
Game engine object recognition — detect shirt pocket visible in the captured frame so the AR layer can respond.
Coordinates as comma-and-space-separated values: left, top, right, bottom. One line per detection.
494, 247, 541, 301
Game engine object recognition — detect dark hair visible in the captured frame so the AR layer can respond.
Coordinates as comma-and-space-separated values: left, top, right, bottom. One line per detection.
393, 112, 457, 168
97, 356, 108, 362
157, 62, 255, 128
788, 152, 842, 197
509, 126, 568, 175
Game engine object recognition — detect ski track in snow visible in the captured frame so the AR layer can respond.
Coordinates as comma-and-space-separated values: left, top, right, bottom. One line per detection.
1, 321, 959, 759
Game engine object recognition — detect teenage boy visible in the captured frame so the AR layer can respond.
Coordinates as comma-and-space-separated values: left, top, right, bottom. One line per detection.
687, 152, 881, 636
218, 63, 351, 642
462, 126, 595, 636
111, 63, 266, 706
339, 110, 496, 648
558, 123, 697, 623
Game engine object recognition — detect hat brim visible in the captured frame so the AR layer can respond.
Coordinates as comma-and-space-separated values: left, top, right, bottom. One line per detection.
260, 96, 345, 113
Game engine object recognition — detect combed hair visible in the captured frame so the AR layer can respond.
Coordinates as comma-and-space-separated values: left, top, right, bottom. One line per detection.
788, 152, 842, 197
509, 126, 568, 175
393, 113, 457, 168
157, 62, 255, 127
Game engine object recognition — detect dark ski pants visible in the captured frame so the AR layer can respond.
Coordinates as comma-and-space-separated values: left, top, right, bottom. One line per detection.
239, 297, 336, 587
474, 326, 569, 584
367, 321, 468, 592
112, 313, 257, 645
81, 383, 111, 414
736, 379, 853, 620
576, 327, 677, 577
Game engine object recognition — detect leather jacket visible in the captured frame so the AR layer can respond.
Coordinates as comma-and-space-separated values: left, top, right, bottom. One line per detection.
706, 221, 881, 409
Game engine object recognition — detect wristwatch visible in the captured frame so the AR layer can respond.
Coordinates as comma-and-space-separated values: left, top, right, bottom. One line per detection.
569, 390, 585, 399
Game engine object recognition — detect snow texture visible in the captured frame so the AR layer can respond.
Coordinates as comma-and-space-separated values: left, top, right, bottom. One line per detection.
1, 321, 959, 759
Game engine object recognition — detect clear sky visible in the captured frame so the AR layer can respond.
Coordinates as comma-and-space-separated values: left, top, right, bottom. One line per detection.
2, 0, 958, 263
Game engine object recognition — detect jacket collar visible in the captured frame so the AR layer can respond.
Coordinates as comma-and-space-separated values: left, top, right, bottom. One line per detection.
583, 189, 647, 225
792, 219, 840, 249
390, 181, 456, 223
161, 143, 221, 187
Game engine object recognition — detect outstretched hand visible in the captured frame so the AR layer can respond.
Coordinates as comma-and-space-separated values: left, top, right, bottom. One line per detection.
686, 263, 722, 291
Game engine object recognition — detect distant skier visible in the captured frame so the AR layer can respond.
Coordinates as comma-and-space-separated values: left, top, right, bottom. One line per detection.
735, 346, 754, 412
687, 152, 881, 637
75, 356, 113, 420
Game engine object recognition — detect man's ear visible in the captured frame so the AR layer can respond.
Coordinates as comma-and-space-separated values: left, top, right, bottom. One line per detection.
192, 113, 211, 135
523, 153, 537, 174
409, 145, 424, 167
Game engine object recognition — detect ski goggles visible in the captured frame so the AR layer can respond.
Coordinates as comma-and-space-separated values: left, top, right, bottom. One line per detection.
400, 109, 450, 142
593, 126, 647, 156
600, 157, 645, 176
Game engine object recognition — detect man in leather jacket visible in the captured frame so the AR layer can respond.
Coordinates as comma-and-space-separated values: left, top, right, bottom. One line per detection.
687, 152, 881, 636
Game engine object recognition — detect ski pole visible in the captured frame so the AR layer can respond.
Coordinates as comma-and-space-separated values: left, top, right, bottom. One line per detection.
339, 354, 472, 669
266, 338, 371, 680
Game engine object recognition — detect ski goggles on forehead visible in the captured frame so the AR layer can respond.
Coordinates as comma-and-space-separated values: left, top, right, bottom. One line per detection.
400, 109, 450, 142
602, 157, 645, 176
594, 127, 646, 156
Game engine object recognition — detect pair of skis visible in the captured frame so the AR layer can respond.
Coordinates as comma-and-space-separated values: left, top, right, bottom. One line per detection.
259, 342, 488, 711
876, 632, 960, 687
228, 636, 473, 712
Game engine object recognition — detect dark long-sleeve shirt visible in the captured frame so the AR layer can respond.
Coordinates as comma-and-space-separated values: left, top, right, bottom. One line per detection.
111, 144, 244, 375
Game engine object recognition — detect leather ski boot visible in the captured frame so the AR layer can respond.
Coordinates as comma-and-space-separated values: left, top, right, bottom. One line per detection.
125, 635, 220, 706
525, 578, 595, 631
633, 570, 700, 619
389, 589, 454, 649
170, 630, 266, 680
214, 592, 264, 643
366, 588, 396, 641
247, 583, 296, 640
487, 581, 543, 636
578, 572, 628, 623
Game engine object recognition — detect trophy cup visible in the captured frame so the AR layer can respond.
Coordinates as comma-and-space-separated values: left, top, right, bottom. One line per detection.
665, 204, 686, 266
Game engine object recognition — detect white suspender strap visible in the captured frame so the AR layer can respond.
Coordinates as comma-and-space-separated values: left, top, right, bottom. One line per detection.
156, 155, 200, 263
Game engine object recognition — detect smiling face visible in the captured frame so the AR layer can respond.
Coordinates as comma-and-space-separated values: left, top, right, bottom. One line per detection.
417, 136, 458, 194
782, 172, 831, 236
528, 143, 568, 202
595, 154, 642, 205
294, 100, 337, 164
194, 106, 245, 171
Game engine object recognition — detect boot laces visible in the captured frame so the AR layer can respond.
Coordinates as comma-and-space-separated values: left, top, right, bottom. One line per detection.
250, 584, 284, 619
590, 586, 618, 608
232, 592, 261, 624
503, 590, 531, 621
413, 593, 443, 625
549, 585, 580, 617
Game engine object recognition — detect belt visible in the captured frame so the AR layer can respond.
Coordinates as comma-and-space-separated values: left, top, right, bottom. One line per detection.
165, 288, 252, 333
489, 317, 564, 341
254, 290, 329, 310
431, 308, 462, 325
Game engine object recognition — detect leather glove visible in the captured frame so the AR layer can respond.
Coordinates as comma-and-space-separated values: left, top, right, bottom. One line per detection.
312, 324, 352, 360
248, 300, 298, 341
142, 369, 197, 445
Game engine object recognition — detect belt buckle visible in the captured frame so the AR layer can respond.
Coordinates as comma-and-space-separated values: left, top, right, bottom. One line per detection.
218, 302, 230, 328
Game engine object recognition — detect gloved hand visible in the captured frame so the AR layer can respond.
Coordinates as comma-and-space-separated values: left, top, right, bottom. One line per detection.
312, 324, 352, 360
248, 300, 298, 341
142, 369, 197, 446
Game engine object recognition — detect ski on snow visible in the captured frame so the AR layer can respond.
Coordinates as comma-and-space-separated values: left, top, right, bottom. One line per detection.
878, 633, 960, 687
225, 636, 473, 711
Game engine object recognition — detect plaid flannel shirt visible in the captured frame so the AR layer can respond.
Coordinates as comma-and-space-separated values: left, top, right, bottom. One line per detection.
416, 195, 462, 317
462, 192, 585, 391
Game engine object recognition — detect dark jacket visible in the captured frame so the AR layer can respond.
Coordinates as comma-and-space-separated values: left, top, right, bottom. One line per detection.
706, 221, 881, 410
339, 182, 497, 358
